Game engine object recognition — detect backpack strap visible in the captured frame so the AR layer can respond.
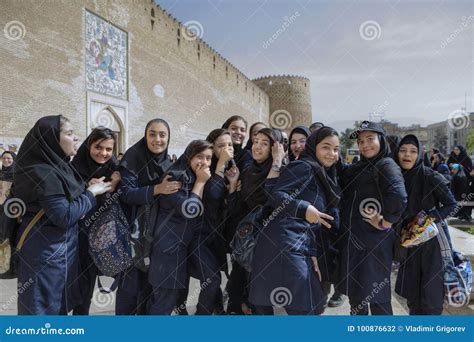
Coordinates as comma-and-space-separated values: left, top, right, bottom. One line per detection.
16, 209, 45, 251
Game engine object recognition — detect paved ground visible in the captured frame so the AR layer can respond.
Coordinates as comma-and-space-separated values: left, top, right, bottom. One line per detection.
0, 226, 472, 316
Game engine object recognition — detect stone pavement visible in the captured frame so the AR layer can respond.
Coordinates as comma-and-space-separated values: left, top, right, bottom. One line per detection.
0, 227, 472, 316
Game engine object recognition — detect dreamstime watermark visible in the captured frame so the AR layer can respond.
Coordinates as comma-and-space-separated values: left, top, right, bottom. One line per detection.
175, 277, 212, 314
359, 198, 382, 219
181, 197, 204, 219
262, 11, 300, 49
447, 109, 470, 130
5, 323, 85, 336
92, 288, 114, 308
182, 20, 204, 41
440, 16, 474, 50
179, 100, 212, 136
4, 21, 26, 41
270, 287, 293, 307
270, 109, 293, 130
1, 278, 34, 312
263, 187, 302, 227
359, 20, 381, 41
449, 192, 474, 218
3, 197, 26, 219
350, 278, 390, 315
83, 190, 122, 227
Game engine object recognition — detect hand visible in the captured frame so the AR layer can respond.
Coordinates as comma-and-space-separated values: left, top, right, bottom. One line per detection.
108, 171, 121, 193
195, 164, 211, 183
311, 256, 322, 281
225, 166, 240, 184
87, 179, 112, 197
154, 175, 182, 195
87, 177, 102, 187
271, 142, 284, 166
219, 147, 233, 164
362, 208, 391, 230
305, 205, 334, 228
236, 180, 242, 192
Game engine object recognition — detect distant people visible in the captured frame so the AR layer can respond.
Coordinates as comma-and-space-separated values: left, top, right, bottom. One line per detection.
171, 154, 177, 163
422, 145, 431, 167
0, 151, 16, 205
288, 126, 311, 161
431, 153, 446, 172
117, 152, 124, 161
451, 164, 472, 222
447, 145, 472, 174
309, 122, 324, 133
351, 155, 359, 164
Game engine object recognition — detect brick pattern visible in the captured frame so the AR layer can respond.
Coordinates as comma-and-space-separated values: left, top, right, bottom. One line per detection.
0, 0, 270, 154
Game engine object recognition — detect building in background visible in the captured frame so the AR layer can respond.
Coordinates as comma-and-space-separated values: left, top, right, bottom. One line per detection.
253, 75, 312, 132
1, 0, 313, 156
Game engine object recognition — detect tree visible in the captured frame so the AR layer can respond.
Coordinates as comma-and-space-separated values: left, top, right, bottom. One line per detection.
466, 129, 474, 154
339, 127, 356, 157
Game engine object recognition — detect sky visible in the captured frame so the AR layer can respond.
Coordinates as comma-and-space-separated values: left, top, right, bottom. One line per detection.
156, 0, 473, 132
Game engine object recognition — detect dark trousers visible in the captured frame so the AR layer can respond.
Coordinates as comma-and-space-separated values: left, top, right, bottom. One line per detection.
349, 298, 393, 315
149, 287, 180, 315
226, 262, 248, 313
72, 273, 96, 315
255, 305, 320, 315
115, 270, 152, 315
407, 300, 443, 315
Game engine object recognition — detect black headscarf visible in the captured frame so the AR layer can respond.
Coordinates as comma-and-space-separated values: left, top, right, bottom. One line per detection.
393, 135, 425, 218
244, 122, 267, 151
394, 134, 450, 221
0, 151, 16, 182
13, 115, 84, 204
300, 127, 341, 209
345, 130, 391, 180
72, 129, 119, 183
288, 126, 311, 161
447, 145, 472, 173
241, 128, 283, 210
120, 119, 172, 187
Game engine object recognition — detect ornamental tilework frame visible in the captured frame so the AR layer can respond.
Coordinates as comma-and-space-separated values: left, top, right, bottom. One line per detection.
85, 10, 128, 100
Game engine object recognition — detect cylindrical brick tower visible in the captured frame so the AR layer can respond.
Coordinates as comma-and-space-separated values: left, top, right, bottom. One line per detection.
253, 75, 312, 132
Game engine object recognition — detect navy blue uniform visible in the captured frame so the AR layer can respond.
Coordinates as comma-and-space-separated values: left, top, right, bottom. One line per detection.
17, 192, 96, 315
115, 167, 156, 315
393, 135, 457, 315
250, 161, 339, 314
338, 158, 407, 314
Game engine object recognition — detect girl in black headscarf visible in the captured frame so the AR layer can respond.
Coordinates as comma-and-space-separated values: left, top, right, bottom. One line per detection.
226, 127, 285, 314
12, 115, 111, 315
222, 115, 252, 173
115, 118, 176, 315
71, 127, 121, 315
0, 151, 16, 206
393, 135, 456, 314
447, 145, 472, 174
288, 126, 311, 161
244, 122, 267, 151
250, 127, 342, 315
338, 121, 407, 315
148, 140, 214, 315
